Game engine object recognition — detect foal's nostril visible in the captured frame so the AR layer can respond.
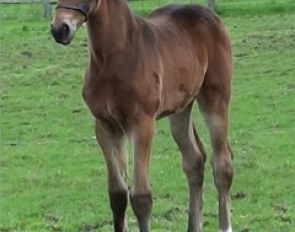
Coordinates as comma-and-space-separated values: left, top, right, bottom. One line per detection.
61, 23, 70, 36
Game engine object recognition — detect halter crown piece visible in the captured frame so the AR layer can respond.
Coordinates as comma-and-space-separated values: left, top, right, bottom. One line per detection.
56, 0, 94, 21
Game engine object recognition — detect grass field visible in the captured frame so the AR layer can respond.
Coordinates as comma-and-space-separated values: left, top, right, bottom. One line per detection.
1, 0, 295, 231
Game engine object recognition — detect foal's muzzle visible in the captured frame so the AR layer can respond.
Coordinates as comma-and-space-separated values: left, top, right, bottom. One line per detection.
51, 23, 71, 45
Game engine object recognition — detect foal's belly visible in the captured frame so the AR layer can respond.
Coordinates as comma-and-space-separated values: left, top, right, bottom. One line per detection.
154, 33, 207, 118
156, 68, 205, 119
156, 51, 206, 119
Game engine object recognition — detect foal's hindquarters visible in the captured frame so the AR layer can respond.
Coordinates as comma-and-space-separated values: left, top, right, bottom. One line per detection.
149, 6, 234, 232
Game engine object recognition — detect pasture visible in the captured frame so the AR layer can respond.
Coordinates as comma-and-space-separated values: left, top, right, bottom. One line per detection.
1, 0, 295, 231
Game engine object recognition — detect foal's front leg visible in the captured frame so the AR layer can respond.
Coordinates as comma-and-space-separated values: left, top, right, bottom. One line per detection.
129, 115, 155, 232
95, 120, 128, 232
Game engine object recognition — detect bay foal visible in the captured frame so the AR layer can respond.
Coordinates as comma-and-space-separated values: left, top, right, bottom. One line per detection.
51, 0, 233, 231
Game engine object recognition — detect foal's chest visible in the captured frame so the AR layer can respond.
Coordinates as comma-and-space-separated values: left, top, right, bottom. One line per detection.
83, 75, 131, 120
82, 68, 161, 130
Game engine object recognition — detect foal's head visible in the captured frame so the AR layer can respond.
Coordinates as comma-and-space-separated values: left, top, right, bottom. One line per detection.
51, 0, 100, 45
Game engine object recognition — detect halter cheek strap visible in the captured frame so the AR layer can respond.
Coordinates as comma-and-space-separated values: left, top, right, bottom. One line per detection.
56, 0, 94, 21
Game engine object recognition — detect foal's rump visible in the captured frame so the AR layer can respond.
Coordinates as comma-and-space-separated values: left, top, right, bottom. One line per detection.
149, 4, 220, 26
148, 3, 231, 63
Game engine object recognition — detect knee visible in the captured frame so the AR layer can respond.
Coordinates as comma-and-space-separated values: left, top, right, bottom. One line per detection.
182, 154, 205, 185
212, 157, 233, 190
129, 192, 153, 220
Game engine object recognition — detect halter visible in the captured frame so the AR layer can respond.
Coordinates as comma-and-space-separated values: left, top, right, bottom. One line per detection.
56, 0, 95, 21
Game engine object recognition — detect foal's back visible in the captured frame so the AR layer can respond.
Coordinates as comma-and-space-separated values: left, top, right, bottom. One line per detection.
149, 4, 228, 50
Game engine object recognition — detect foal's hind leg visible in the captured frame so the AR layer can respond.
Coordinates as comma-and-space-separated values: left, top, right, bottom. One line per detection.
197, 72, 233, 232
169, 103, 206, 232
95, 120, 128, 232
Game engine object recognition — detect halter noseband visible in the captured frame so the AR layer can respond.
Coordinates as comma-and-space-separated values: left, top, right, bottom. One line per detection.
56, 0, 94, 21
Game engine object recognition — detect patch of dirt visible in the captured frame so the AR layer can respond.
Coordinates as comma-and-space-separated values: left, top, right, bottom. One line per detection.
72, 108, 82, 113
276, 215, 292, 223
80, 223, 100, 232
274, 204, 288, 213
231, 191, 246, 200
79, 220, 112, 232
0, 227, 13, 232
45, 213, 62, 232
21, 50, 33, 58
239, 228, 250, 232
204, 212, 217, 218
235, 52, 249, 57
162, 206, 181, 221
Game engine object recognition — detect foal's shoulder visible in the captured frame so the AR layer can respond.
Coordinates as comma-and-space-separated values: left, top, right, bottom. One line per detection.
135, 17, 158, 47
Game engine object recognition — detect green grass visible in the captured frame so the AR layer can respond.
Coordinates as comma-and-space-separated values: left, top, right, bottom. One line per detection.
1, 1, 295, 232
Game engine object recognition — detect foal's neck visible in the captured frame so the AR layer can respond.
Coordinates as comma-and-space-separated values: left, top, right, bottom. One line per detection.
86, 0, 138, 65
